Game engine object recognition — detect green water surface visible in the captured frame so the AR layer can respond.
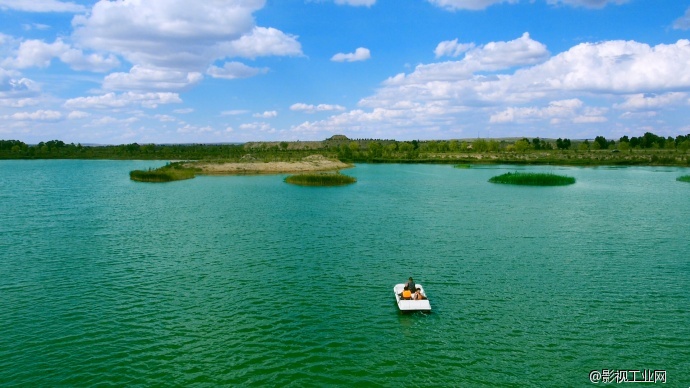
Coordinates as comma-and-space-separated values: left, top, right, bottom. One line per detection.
1, 161, 689, 386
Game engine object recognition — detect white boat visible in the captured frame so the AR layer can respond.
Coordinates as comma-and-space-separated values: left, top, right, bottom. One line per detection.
394, 283, 431, 312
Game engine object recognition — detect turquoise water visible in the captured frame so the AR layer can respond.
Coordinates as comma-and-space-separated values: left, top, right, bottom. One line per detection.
1, 160, 689, 387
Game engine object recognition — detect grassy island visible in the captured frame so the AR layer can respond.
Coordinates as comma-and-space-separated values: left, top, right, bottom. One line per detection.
130, 162, 198, 182
284, 172, 356, 186
677, 175, 690, 183
489, 172, 576, 186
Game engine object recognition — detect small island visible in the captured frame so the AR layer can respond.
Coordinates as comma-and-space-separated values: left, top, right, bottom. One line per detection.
677, 175, 690, 183
129, 155, 352, 182
284, 172, 356, 186
489, 172, 576, 186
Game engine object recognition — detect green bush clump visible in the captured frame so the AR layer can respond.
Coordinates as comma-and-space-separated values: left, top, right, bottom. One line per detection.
453, 164, 471, 169
677, 175, 690, 183
130, 162, 197, 182
285, 172, 356, 186
489, 172, 575, 186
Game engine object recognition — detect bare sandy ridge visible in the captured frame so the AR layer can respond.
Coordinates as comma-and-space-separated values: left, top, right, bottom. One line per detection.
186, 155, 352, 175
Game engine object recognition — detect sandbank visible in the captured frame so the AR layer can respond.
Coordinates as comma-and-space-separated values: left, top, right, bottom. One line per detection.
186, 155, 352, 175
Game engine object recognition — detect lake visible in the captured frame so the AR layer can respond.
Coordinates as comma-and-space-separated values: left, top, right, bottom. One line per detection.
1, 160, 689, 386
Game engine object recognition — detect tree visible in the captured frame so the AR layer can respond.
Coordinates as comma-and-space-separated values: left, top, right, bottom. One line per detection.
556, 138, 571, 150
594, 136, 609, 149
514, 139, 531, 152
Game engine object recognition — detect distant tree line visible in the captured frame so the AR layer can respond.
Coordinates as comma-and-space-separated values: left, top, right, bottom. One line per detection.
2, 131, 689, 162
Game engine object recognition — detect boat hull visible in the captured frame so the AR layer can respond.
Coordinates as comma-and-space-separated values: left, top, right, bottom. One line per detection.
394, 283, 431, 312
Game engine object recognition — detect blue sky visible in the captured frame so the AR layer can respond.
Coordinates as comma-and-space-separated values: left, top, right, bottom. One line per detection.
1, 0, 690, 144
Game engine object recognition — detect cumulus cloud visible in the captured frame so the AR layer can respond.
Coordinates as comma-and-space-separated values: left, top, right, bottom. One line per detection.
290, 103, 346, 113
334, 0, 376, 6
673, 8, 690, 30
7, 109, 63, 121
295, 34, 690, 138
64, 92, 182, 110
103, 66, 203, 91
253, 110, 278, 118
71, 0, 300, 72
220, 27, 302, 59
435, 39, 475, 58
3, 39, 119, 72
545, 0, 630, 8
331, 47, 371, 62
0, 0, 86, 13
67, 110, 89, 119
614, 93, 688, 111
0, 68, 40, 99
488, 99, 596, 124
207, 62, 269, 80
427, 0, 627, 10
427, 0, 518, 11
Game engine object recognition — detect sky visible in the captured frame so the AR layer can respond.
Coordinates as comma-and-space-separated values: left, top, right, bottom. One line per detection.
1, 0, 690, 144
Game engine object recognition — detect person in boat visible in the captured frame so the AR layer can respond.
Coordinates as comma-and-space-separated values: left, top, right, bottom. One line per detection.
405, 277, 416, 292
401, 286, 412, 300
413, 287, 426, 300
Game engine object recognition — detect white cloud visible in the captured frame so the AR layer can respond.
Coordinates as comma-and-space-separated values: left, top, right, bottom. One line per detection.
331, 47, 371, 62
71, 0, 300, 72
614, 93, 688, 111
334, 0, 376, 6
489, 99, 584, 123
290, 103, 346, 113
673, 8, 690, 30
435, 39, 475, 58
297, 35, 690, 138
221, 110, 250, 116
0, 0, 86, 13
103, 66, 203, 91
427, 0, 518, 11
427, 0, 627, 11
239, 121, 276, 133
253, 110, 278, 118
3, 39, 119, 72
7, 109, 63, 121
67, 110, 89, 119
513, 39, 690, 94
0, 68, 40, 99
545, 0, 630, 8
173, 108, 194, 114
207, 62, 269, 80
64, 92, 182, 110
220, 27, 302, 59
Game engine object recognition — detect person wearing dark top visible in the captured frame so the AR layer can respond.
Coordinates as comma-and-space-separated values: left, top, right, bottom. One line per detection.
405, 277, 416, 292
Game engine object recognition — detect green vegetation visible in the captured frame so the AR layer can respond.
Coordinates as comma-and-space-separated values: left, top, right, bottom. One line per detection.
130, 162, 198, 182
3, 131, 690, 168
284, 172, 356, 186
453, 164, 471, 169
489, 172, 576, 186
677, 175, 690, 183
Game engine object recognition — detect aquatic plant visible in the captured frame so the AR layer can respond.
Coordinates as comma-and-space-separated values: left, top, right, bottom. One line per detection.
130, 162, 197, 182
489, 172, 575, 186
285, 172, 356, 186
677, 175, 690, 183
453, 164, 471, 169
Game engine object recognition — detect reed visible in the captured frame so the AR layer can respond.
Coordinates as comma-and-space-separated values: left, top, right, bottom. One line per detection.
677, 175, 690, 183
284, 172, 356, 186
489, 172, 576, 186
130, 163, 197, 182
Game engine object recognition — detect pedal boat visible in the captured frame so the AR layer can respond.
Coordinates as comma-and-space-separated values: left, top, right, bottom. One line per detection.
394, 283, 431, 312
